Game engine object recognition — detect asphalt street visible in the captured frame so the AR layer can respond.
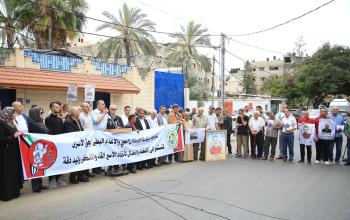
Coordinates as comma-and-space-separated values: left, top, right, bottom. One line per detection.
0, 136, 349, 220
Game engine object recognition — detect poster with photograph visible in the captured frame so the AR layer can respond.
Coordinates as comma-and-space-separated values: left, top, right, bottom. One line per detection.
185, 128, 205, 144
298, 123, 315, 145
205, 130, 227, 161
336, 125, 344, 136
318, 118, 336, 140
84, 84, 95, 102
67, 84, 78, 102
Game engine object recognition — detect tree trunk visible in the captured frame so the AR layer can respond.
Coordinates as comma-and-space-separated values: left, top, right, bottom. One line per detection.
124, 38, 131, 65
6, 30, 15, 48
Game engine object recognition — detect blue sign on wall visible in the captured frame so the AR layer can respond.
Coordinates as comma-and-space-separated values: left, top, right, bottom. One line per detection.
154, 71, 184, 111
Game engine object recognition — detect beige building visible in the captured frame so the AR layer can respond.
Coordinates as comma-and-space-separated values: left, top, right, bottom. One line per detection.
0, 48, 157, 115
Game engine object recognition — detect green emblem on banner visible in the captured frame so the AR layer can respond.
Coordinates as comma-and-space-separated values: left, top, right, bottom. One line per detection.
166, 128, 178, 148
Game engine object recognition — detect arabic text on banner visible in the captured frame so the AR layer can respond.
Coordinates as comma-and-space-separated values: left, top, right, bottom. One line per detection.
19, 124, 184, 180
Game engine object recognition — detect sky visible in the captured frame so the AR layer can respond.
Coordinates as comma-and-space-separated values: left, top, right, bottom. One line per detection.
83, 0, 350, 69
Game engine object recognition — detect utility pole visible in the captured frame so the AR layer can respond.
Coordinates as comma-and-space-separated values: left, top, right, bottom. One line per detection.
211, 55, 215, 105
220, 33, 225, 109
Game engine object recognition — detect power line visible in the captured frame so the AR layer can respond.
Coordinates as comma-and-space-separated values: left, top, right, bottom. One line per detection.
228, 38, 284, 55
226, 0, 336, 37
0, 15, 216, 49
24, 0, 219, 37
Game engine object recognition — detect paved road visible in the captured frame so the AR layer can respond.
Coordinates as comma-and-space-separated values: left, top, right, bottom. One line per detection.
1, 137, 349, 220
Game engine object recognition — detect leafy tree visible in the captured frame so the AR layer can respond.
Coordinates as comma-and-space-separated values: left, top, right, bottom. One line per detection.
0, 0, 22, 48
188, 74, 210, 102
166, 21, 212, 87
296, 43, 350, 108
16, 0, 87, 49
96, 3, 156, 65
242, 61, 257, 94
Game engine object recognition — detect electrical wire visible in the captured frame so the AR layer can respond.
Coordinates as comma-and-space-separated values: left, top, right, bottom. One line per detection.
228, 38, 284, 55
0, 15, 216, 49
113, 177, 232, 220
226, 0, 336, 37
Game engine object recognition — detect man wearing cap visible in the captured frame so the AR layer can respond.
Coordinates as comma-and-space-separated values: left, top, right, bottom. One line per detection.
192, 107, 209, 161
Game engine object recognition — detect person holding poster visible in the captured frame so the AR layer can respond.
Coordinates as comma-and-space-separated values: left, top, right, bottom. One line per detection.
263, 112, 281, 161
280, 109, 297, 162
192, 107, 209, 161
315, 107, 335, 165
344, 112, 350, 166
236, 109, 249, 158
298, 111, 315, 164
329, 107, 345, 165
183, 112, 194, 162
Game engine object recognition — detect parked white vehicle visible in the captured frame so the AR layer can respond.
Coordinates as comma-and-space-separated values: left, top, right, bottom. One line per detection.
329, 99, 350, 112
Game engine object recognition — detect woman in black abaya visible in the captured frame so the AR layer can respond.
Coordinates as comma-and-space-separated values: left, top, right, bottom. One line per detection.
0, 107, 23, 201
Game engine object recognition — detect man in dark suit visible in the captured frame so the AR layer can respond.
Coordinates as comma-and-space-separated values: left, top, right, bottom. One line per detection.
222, 109, 233, 155
106, 105, 129, 176
63, 107, 89, 184
135, 108, 153, 169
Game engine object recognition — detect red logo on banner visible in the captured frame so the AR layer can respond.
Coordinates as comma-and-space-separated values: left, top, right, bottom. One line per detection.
28, 139, 57, 170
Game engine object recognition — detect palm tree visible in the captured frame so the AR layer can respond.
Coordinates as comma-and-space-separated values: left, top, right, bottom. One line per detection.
17, 0, 88, 49
166, 21, 212, 87
96, 3, 156, 65
0, 0, 20, 48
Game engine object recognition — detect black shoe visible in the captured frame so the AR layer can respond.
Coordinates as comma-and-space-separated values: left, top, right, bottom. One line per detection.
307, 160, 312, 164
69, 177, 78, 184
40, 186, 49, 190
92, 169, 102, 174
86, 173, 96, 177
298, 160, 304, 163
344, 162, 350, 166
130, 168, 137, 174
78, 177, 89, 182
33, 189, 41, 193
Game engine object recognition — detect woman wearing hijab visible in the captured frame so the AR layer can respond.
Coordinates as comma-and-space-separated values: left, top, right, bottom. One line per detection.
0, 107, 23, 201
28, 106, 49, 192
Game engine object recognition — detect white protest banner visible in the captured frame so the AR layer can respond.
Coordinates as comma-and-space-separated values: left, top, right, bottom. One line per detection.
67, 84, 78, 102
318, 118, 336, 140
19, 124, 184, 180
84, 84, 95, 102
298, 123, 315, 145
185, 128, 205, 144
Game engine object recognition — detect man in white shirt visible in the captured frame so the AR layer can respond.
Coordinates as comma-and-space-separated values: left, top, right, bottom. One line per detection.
280, 109, 297, 162
79, 102, 93, 130
91, 100, 109, 174
12, 101, 28, 133
276, 104, 288, 159
121, 105, 131, 126
207, 106, 218, 130
92, 100, 109, 131
248, 111, 265, 159
147, 109, 159, 128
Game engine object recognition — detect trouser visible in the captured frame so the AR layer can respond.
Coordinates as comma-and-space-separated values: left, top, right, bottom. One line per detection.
227, 132, 232, 154
278, 132, 283, 157
236, 134, 248, 156
300, 144, 312, 161
281, 132, 294, 161
264, 136, 278, 158
347, 138, 350, 161
193, 141, 206, 160
329, 136, 343, 162
49, 175, 60, 181
251, 131, 263, 157
31, 178, 43, 191
316, 139, 330, 162
70, 171, 85, 180
127, 163, 136, 170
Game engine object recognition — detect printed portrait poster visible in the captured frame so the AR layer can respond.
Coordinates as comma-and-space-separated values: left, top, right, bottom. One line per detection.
67, 84, 78, 102
84, 84, 95, 102
205, 130, 227, 161
318, 118, 336, 140
298, 123, 315, 145
185, 128, 205, 144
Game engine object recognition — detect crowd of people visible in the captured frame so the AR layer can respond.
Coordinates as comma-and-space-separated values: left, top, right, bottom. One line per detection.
0, 100, 349, 201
